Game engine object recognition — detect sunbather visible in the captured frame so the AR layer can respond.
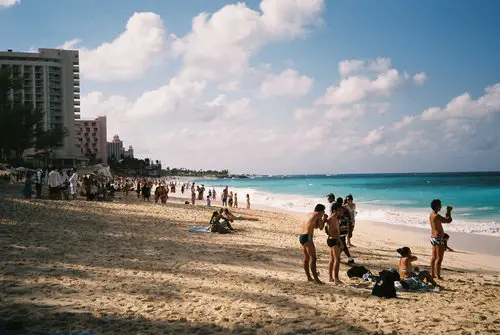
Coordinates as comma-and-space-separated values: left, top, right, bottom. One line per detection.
397, 247, 439, 287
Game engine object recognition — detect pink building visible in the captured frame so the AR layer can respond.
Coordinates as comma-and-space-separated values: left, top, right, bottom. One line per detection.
75, 116, 108, 163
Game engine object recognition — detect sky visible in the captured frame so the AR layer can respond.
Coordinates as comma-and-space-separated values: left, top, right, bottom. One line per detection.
1, 0, 499, 174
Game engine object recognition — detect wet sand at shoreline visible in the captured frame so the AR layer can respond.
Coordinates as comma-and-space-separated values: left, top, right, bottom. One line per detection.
1, 183, 499, 334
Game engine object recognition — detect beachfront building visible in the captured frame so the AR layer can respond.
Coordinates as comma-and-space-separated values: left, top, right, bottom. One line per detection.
0, 48, 84, 166
107, 135, 124, 161
123, 145, 134, 159
75, 116, 108, 163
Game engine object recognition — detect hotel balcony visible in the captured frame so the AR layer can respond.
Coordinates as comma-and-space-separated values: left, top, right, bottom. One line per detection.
74, 100, 80, 106
74, 114, 81, 120
75, 107, 80, 113
73, 73, 79, 79
74, 93, 80, 100
74, 86, 80, 93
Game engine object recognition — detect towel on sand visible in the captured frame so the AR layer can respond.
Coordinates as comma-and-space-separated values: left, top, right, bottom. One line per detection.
188, 225, 210, 233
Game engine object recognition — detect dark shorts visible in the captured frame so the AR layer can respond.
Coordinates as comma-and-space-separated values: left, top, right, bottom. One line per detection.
299, 234, 312, 245
327, 238, 340, 248
430, 236, 445, 246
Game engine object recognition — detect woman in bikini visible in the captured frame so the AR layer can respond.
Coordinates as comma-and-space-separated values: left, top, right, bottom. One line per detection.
397, 247, 439, 287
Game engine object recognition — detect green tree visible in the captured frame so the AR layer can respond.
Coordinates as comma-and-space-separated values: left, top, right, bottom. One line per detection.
0, 67, 68, 164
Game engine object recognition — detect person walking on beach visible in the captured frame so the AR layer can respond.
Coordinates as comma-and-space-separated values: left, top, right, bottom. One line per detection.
299, 204, 328, 284
344, 194, 357, 247
69, 168, 78, 200
212, 187, 216, 200
191, 187, 196, 205
337, 197, 355, 265
48, 167, 61, 200
222, 186, 228, 207
234, 193, 238, 208
429, 199, 453, 280
326, 203, 344, 284
246, 194, 250, 209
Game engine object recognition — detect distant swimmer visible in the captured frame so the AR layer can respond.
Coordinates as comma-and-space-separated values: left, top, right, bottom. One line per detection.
429, 199, 453, 280
299, 204, 328, 284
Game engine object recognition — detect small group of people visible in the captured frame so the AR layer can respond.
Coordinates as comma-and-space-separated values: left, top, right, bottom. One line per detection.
46, 167, 78, 200
299, 194, 454, 289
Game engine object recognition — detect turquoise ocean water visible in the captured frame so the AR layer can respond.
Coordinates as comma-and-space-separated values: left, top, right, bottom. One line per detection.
199, 172, 500, 236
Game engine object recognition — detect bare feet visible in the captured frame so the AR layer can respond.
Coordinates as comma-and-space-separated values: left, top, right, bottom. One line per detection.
329, 278, 334, 282
307, 277, 314, 282
334, 280, 343, 285
347, 244, 356, 248
314, 279, 324, 285
437, 276, 444, 280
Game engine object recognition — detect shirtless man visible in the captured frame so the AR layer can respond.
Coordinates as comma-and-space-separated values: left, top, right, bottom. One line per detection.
299, 204, 328, 284
429, 199, 453, 280
326, 203, 344, 284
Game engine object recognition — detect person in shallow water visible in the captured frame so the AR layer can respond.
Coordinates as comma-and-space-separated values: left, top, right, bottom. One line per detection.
429, 199, 453, 280
299, 204, 328, 284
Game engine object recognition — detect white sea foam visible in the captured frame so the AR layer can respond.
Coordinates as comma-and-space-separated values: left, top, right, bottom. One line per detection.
211, 185, 500, 237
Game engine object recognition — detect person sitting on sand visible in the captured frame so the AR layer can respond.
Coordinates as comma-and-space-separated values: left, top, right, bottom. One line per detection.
326, 203, 344, 284
397, 247, 439, 287
429, 199, 453, 280
299, 204, 328, 284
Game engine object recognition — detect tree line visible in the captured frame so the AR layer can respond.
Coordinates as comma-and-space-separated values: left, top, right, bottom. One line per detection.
0, 67, 68, 166
108, 156, 229, 177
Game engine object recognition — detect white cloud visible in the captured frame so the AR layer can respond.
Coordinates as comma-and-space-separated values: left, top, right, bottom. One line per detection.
393, 115, 416, 130
362, 127, 385, 146
294, 108, 315, 120
217, 80, 240, 92
413, 72, 428, 85
0, 0, 19, 8
58, 39, 81, 50
259, 69, 313, 98
205, 94, 253, 121
177, 0, 324, 81
338, 58, 391, 78
316, 68, 404, 106
421, 83, 500, 120
62, 12, 177, 81
127, 78, 206, 119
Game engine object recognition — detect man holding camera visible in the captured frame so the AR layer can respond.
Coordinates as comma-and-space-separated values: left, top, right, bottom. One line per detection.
429, 199, 453, 280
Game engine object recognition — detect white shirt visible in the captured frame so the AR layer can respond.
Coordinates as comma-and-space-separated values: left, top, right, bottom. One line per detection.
48, 170, 61, 187
69, 171, 78, 187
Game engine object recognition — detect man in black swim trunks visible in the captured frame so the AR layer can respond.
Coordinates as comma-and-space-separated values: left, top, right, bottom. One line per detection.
299, 204, 327, 284
326, 203, 344, 284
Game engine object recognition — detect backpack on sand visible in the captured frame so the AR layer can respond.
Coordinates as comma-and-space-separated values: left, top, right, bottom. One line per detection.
371, 269, 400, 299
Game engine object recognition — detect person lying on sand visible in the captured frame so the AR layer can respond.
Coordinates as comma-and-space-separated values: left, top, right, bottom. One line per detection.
325, 203, 344, 284
299, 204, 328, 284
397, 247, 440, 288
219, 208, 258, 222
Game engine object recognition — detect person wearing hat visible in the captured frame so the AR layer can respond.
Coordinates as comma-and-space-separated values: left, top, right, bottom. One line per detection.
326, 193, 336, 215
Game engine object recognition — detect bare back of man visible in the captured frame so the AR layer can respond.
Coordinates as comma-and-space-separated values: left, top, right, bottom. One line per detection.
299, 205, 327, 284
326, 206, 343, 284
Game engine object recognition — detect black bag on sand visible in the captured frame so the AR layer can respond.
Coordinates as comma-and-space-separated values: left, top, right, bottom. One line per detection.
371, 269, 400, 299
347, 265, 371, 278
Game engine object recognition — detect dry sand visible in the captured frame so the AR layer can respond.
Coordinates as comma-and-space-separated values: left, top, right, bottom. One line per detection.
0, 183, 499, 335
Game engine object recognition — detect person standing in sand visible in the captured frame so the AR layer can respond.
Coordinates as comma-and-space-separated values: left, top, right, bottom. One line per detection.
191, 187, 196, 205
246, 194, 250, 209
344, 194, 357, 247
326, 203, 344, 284
429, 199, 453, 280
299, 204, 328, 284
234, 193, 238, 208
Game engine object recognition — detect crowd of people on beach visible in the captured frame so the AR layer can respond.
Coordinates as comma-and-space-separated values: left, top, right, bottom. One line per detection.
15, 168, 455, 294
299, 192, 454, 293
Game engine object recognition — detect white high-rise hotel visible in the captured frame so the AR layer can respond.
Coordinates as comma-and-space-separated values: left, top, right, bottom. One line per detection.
0, 48, 83, 164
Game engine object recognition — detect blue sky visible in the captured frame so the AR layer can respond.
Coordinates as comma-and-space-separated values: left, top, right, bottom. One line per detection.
1, 0, 499, 174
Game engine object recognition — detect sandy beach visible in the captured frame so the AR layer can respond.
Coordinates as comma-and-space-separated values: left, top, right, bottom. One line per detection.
1, 183, 499, 335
